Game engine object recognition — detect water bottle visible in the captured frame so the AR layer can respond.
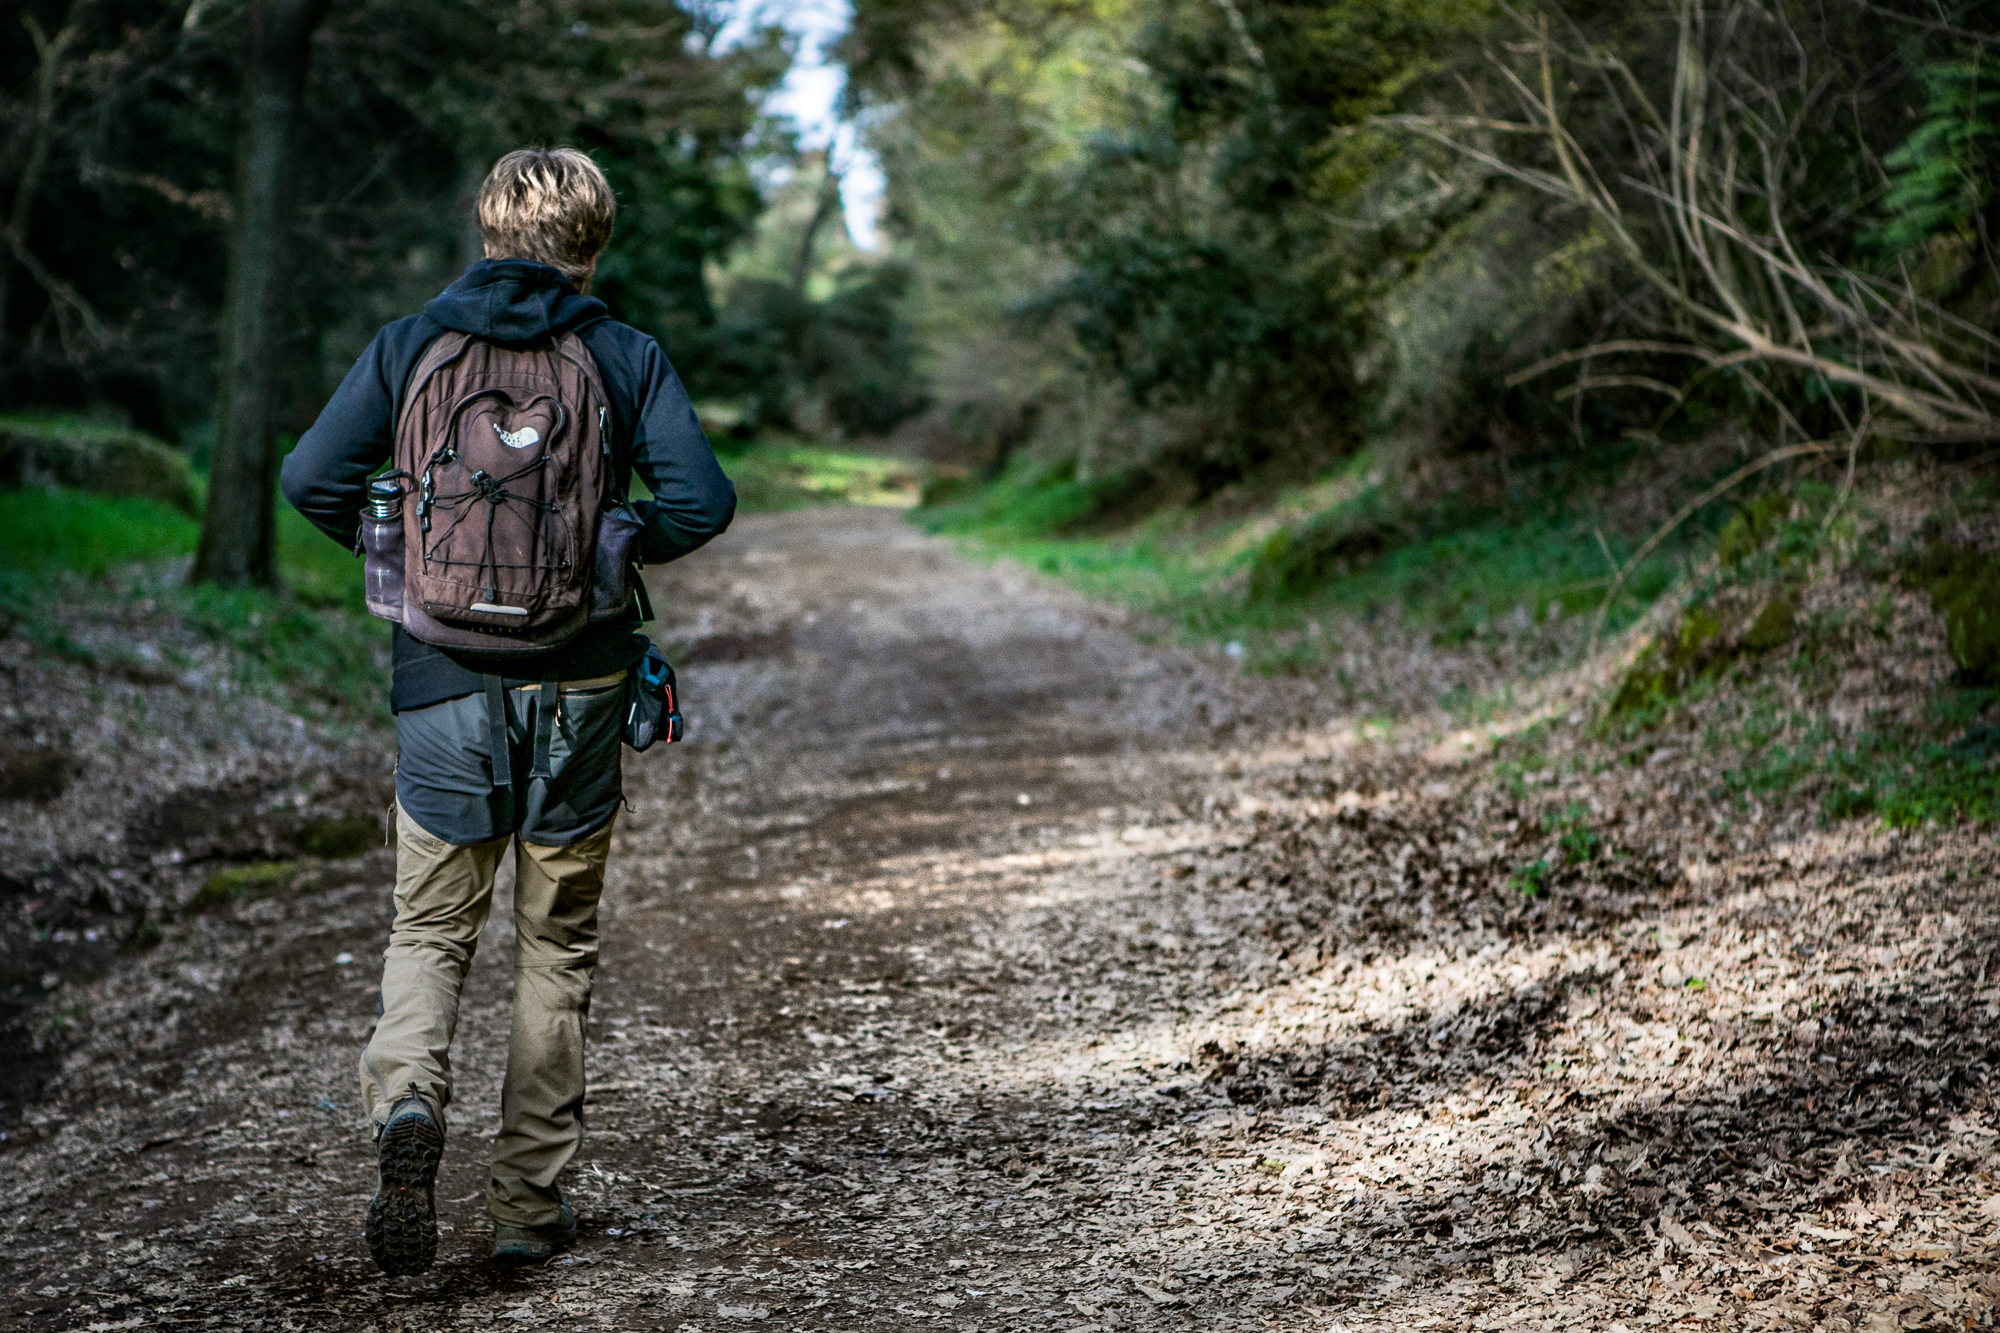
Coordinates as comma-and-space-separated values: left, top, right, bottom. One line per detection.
361, 477, 406, 622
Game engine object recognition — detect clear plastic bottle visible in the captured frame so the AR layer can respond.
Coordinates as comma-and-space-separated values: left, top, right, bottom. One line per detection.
361, 477, 406, 621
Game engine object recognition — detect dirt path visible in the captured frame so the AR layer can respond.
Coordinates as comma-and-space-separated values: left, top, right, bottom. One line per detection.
3, 508, 1997, 1332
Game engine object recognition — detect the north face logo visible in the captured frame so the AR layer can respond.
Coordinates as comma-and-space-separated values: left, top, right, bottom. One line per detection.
494, 423, 541, 450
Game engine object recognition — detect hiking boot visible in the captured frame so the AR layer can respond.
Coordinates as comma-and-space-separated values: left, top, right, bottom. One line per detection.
491, 1198, 577, 1263
365, 1095, 444, 1276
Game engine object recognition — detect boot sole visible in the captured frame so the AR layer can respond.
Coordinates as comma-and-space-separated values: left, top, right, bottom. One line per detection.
492, 1204, 578, 1264
492, 1222, 577, 1264
365, 1113, 444, 1276
491, 1237, 566, 1263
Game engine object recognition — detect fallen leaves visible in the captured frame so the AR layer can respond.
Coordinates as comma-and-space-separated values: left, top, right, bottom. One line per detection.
3, 509, 1997, 1333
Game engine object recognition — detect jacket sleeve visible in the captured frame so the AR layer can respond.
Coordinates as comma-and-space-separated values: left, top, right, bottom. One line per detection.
281, 320, 426, 550
626, 338, 736, 564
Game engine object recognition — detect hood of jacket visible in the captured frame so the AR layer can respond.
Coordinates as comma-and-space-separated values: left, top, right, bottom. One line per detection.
422, 259, 608, 343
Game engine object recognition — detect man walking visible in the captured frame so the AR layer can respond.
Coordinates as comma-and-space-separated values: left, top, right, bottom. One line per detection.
281, 147, 734, 1274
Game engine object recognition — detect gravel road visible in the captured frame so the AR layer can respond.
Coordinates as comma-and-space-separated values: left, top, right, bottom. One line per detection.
2, 507, 1995, 1333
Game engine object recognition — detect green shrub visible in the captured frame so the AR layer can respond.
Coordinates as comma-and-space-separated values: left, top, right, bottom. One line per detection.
1547, 802, 1599, 865
1511, 859, 1550, 897
1872, 60, 2000, 257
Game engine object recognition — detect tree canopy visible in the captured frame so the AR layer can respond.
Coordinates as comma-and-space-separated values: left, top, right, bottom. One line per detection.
840, 0, 2000, 496
0, 0, 792, 441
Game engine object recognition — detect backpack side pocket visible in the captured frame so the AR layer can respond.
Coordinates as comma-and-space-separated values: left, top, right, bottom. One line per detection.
591, 502, 645, 621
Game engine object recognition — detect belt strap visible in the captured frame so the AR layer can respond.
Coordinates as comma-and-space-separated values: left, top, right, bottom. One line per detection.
484, 675, 512, 790
530, 679, 558, 781
547, 670, 627, 691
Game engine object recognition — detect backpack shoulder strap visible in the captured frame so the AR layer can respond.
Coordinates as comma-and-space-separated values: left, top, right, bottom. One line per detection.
553, 326, 625, 504
394, 330, 476, 444
572, 320, 637, 471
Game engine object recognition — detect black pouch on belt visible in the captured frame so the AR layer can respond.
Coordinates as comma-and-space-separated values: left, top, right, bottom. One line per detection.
624, 640, 682, 751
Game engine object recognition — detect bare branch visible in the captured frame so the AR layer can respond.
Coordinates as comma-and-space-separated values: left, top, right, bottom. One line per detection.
1362, 114, 1543, 136
1507, 340, 1720, 388
1373, 0, 2000, 449
1553, 374, 1687, 402
78, 161, 233, 220
1589, 440, 1841, 652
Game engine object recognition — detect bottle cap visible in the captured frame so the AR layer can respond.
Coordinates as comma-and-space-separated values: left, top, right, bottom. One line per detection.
364, 476, 403, 520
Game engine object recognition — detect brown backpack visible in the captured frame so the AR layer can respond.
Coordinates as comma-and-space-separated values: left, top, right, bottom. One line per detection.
375, 329, 642, 653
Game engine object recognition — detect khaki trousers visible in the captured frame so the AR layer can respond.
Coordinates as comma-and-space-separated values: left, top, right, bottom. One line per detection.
361, 800, 616, 1228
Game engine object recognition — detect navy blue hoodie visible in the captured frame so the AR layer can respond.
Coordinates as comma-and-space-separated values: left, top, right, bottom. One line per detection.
280, 259, 736, 712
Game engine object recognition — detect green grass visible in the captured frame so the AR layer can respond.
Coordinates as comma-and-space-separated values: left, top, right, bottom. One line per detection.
1, 484, 388, 712
171, 579, 389, 709
278, 504, 367, 608
0, 410, 166, 442
1492, 721, 1553, 797
918, 455, 1690, 676
1510, 858, 1551, 897
0, 483, 357, 591
2, 434, 921, 710
1595, 482, 2000, 829
711, 437, 922, 511
189, 861, 303, 913
1545, 801, 1601, 865
0, 487, 200, 578
1715, 687, 2000, 827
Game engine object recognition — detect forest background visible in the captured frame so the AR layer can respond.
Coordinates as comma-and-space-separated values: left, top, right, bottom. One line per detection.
2, 0, 1999, 825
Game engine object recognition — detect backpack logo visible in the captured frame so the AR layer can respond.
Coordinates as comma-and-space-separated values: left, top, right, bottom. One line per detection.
494, 423, 541, 450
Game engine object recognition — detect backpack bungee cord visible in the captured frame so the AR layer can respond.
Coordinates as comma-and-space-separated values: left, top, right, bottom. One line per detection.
420, 390, 573, 608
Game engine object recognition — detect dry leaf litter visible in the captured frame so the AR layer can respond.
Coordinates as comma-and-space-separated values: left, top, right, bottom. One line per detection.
0, 505, 1992, 1333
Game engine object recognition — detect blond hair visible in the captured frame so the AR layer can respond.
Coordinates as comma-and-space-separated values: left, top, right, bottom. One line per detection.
476, 147, 616, 288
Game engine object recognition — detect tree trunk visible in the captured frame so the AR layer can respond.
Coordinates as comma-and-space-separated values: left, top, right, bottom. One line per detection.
791, 154, 843, 295
192, 0, 333, 588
